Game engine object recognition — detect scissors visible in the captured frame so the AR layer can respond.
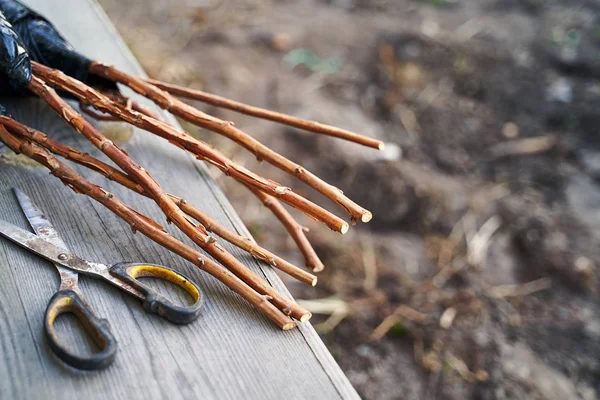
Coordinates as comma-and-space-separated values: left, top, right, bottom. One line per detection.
0, 188, 204, 370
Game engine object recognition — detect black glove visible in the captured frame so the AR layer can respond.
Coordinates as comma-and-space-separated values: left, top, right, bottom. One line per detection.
0, 8, 31, 94
0, 0, 116, 90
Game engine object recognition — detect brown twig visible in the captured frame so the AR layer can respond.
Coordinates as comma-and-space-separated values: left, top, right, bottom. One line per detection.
369, 305, 428, 341
485, 278, 552, 299
80, 89, 159, 121
27, 74, 310, 322
33, 62, 349, 234
79, 101, 121, 121
0, 116, 317, 286
0, 125, 296, 330
144, 78, 385, 150
101, 89, 160, 120
295, 297, 350, 333
249, 186, 325, 272
488, 135, 557, 159
175, 196, 318, 285
88, 62, 373, 224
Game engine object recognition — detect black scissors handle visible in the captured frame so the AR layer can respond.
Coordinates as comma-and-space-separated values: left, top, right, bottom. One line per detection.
109, 262, 204, 325
44, 289, 118, 370
43, 262, 202, 370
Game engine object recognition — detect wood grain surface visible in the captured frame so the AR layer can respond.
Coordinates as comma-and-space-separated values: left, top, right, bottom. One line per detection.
0, 1, 360, 399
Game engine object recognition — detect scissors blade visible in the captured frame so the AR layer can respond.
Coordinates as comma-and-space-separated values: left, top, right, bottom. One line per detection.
12, 188, 81, 291
0, 219, 109, 276
13, 187, 69, 251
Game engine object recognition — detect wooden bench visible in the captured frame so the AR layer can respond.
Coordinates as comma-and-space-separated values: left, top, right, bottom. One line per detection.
0, 1, 359, 398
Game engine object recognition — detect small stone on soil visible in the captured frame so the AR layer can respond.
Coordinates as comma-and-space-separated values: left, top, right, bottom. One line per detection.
502, 122, 520, 139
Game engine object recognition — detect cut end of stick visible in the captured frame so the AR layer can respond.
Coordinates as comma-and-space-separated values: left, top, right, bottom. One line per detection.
312, 264, 325, 273
300, 312, 313, 322
361, 211, 373, 223
341, 222, 350, 235
378, 142, 386, 151
282, 321, 298, 330
311, 277, 318, 286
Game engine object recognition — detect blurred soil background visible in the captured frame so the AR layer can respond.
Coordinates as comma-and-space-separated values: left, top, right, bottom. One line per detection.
97, 0, 600, 398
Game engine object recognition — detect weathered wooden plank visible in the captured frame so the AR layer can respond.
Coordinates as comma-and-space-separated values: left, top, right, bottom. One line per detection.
0, 1, 360, 399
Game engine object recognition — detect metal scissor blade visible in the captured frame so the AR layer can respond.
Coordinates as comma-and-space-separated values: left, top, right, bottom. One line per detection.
0, 219, 108, 276
13, 187, 69, 251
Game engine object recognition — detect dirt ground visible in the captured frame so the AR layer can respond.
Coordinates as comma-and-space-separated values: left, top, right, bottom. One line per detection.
96, 0, 600, 398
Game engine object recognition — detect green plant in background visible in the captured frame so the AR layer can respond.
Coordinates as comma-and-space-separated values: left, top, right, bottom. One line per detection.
426, 0, 449, 7
566, 114, 579, 131
566, 28, 582, 49
284, 48, 344, 74
551, 26, 582, 51
388, 321, 409, 338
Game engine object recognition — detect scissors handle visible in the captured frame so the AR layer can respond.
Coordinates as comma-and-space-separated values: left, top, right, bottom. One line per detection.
109, 262, 204, 324
44, 290, 118, 370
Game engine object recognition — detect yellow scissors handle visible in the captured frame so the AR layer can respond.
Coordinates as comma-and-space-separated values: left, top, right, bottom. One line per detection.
109, 262, 204, 324
44, 262, 203, 370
